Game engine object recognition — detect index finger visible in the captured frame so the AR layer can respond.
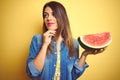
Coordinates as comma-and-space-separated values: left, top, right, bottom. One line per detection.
47, 30, 56, 34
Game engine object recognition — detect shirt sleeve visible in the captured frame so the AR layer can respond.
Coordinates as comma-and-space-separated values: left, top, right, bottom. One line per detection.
26, 34, 42, 78
27, 60, 41, 77
72, 59, 89, 79
71, 39, 89, 79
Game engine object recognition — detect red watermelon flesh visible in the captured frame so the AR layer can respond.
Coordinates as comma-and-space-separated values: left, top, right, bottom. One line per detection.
78, 32, 112, 49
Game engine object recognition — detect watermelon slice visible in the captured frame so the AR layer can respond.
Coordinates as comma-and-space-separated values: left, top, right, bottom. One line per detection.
78, 32, 112, 49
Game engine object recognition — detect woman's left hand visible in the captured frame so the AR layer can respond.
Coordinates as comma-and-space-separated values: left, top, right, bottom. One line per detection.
82, 48, 105, 56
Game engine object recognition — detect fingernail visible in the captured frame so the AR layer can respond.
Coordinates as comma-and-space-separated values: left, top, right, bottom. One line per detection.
95, 50, 97, 53
100, 49, 103, 51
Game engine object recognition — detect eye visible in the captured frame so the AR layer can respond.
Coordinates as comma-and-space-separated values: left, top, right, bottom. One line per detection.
52, 12, 55, 17
43, 12, 48, 18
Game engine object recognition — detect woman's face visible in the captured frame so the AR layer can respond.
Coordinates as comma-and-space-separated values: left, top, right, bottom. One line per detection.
43, 7, 58, 31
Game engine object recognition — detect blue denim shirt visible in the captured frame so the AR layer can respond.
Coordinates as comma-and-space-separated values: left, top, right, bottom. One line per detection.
26, 34, 88, 80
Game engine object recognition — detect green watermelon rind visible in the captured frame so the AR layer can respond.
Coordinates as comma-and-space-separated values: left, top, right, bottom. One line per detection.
78, 33, 112, 49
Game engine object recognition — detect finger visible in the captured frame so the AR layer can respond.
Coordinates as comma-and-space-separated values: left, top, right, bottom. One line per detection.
48, 33, 55, 37
94, 50, 98, 53
92, 50, 98, 54
85, 49, 94, 54
98, 48, 105, 53
43, 30, 56, 37
93, 48, 105, 54
47, 30, 56, 34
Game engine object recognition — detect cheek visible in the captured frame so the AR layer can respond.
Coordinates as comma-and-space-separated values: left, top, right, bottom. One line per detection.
54, 19, 57, 25
44, 20, 47, 25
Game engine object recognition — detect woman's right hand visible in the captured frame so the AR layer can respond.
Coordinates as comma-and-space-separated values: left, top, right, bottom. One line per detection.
42, 30, 56, 46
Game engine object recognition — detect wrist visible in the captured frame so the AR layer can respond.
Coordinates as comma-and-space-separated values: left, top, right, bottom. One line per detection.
82, 51, 88, 57
42, 43, 49, 49
82, 53, 88, 57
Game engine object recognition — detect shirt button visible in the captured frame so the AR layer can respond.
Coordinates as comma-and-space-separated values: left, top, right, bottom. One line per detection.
54, 52, 57, 54
54, 64, 56, 67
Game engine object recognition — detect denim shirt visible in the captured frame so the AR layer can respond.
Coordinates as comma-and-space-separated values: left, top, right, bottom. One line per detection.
26, 34, 88, 80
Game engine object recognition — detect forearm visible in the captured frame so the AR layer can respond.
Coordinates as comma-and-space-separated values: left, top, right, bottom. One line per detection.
33, 44, 48, 71
78, 52, 88, 67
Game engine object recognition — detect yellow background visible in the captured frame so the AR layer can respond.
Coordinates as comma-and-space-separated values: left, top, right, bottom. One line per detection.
0, 0, 120, 80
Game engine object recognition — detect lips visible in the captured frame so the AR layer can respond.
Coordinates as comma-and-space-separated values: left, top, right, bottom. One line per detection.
47, 22, 54, 26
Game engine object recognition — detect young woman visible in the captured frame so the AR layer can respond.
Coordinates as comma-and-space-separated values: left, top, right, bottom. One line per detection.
26, 1, 104, 80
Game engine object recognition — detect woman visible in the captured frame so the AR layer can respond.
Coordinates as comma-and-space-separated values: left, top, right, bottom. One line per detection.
26, 1, 104, 80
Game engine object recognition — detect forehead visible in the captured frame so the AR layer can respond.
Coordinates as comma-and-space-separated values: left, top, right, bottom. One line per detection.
44, 6, 53, 13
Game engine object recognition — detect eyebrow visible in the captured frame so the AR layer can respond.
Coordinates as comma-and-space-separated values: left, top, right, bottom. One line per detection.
44, 10, 53, 13
43, 12, 48, 14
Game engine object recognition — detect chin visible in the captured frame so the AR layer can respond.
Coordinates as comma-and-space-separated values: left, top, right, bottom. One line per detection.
47, 28, 57, 31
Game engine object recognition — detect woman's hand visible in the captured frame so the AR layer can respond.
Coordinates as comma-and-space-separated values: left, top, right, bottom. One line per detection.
82, 48, 105, 57
42, 30, 56, 46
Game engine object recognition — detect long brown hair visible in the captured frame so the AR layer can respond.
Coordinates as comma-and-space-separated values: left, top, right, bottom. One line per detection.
42, 1, 75, 57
